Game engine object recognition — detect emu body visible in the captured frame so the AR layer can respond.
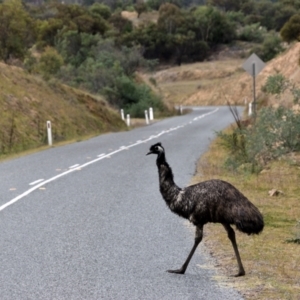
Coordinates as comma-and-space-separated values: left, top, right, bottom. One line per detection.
147, 142, 264, 276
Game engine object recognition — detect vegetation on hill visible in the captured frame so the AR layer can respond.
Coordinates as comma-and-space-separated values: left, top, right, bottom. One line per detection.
1, 0, 300, 152
0, 62, 126, 157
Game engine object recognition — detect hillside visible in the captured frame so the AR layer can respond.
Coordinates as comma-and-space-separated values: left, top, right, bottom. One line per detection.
0, 62, 126, 156
150, 42, 300, 109
2, 37, 299, 158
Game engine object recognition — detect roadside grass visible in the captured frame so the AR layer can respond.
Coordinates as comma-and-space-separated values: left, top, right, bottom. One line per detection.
157, 80, 201, 107
192, 135, 300, 299
0, 62, 127, 158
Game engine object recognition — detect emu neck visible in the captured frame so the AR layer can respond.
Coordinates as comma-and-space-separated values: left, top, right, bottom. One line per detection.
156, 153, 181, 204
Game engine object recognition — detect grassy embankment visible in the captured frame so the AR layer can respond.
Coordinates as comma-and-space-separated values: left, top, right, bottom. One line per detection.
0, 62, 127, 159
194, 134, 300, 300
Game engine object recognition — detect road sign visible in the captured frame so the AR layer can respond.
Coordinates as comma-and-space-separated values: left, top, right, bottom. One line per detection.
242, 53, 265, 118
242, 53, 265, 77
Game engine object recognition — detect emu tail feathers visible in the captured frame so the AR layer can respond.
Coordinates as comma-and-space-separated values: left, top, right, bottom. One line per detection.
234, 206, 264, 235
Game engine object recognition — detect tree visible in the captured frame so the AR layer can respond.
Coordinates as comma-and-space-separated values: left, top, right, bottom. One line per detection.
109, 13, 133, 35
192, 6, 235, 45
38, 47, 63, 79
280, 14, 300, 42
147, 0, 182, 10
157, 3, 183, 34
36, 18, 64, 48
134, 1, 147, 18
0, 0, 36, 62
89, 3, 111, 20
56, 31, 101, 67
273, 3, 298, 31
208, 0, 247, 12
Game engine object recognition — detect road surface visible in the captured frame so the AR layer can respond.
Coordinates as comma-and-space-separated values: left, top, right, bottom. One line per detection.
0, 106, 244, 299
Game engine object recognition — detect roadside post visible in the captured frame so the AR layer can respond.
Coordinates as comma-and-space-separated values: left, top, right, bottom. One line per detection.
120, 109, 125, 121
126, 114, 130, 127
46, 121, 52, 146
149, 107, 154, 121
145, 110, 149, 125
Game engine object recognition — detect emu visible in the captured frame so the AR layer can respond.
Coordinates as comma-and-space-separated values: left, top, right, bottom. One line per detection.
147, 142, 264, 277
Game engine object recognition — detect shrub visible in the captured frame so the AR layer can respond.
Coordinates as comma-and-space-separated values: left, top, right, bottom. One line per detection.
134, 1, 148, 18
89, 3, 111, 20
249, 33, 283, 62
24, 53, 38, 74
280, 14, 300, 43
261, 73, 289, 95
103, 75, 167, 117
238, 23, 266, 43
38, 47, 64, 79
218, 105, 300, 172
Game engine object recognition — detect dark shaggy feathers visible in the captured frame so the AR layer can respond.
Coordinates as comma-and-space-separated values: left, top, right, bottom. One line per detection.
147, 142, 264, 276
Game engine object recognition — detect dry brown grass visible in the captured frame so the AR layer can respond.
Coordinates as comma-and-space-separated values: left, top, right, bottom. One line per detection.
192, 136, 300, 300
121, 10, 158, 27
0, 62, 126, 156
147, 59, 245, 107
145, 42, 300, 109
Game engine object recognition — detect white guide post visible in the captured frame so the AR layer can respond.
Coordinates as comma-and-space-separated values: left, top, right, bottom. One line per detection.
126, 114, 130, 127
180, 105, 183, 115
248, 102, 253, 116
120, 109, 125, 121
145, 110, 149, 125
149, 107, 154, 121
46, 121, 52, 146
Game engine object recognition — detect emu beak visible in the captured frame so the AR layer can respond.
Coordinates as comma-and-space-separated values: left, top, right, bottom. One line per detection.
146, 151, 152, 156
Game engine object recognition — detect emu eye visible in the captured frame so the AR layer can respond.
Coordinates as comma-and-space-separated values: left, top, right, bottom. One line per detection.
155, 146, 158, 150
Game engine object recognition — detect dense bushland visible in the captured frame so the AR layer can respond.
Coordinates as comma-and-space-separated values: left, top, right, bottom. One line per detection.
2, 0, 300, 116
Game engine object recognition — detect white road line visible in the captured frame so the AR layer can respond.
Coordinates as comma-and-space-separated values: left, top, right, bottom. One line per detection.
29, 179, 44, 186
97, 153, 105, 157
0, 108, 219, 212
69, 164, 80, 169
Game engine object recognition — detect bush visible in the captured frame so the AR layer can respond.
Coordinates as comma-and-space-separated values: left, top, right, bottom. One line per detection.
24, 53, 38, 74
238, 23, 266, 43
103, 75, 167, 117
89, 3, 111, 20
134, 2, 148, 18
261, 73, 289, 95
249, 33, 283, 62
38, 47, 64, 79
218, 105, 300, 172
280, 14, 300, 43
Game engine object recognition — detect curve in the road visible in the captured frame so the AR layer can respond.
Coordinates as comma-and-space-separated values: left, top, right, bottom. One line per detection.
0, 108, 219, 212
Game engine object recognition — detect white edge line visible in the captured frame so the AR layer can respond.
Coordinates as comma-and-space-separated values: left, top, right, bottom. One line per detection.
69, 164, 80, 169
0, 107, 219, 212
29, 179, 44, 186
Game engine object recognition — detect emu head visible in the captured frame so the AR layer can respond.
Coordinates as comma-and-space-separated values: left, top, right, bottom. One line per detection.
146, 142, 165, 157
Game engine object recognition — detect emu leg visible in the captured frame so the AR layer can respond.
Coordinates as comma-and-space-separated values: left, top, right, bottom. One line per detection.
222, 223, 245, 277
168, 226, 203, 275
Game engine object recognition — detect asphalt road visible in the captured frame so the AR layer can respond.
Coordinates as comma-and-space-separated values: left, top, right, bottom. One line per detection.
0, 107, 244, 299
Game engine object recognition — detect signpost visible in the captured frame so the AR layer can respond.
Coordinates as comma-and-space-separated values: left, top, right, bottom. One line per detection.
242, 53, 265, 117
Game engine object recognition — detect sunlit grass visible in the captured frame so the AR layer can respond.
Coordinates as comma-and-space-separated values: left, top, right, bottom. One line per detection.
193, 136, 300, 299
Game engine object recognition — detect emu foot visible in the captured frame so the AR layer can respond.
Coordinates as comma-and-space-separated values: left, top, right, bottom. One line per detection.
167, 268, 185, 275
233, 270, 245, 277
